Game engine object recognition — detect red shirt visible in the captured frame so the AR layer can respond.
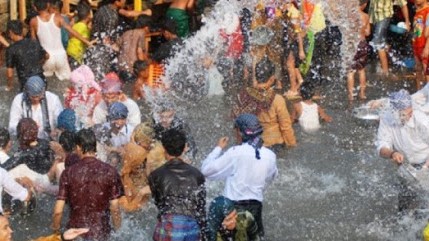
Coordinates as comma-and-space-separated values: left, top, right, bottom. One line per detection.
58, 157, 124, 240
413, 6, 429, 48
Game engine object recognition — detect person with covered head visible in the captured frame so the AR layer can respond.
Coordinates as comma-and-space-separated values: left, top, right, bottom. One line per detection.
9, 76, 63, 140
376, 89, 429, 167
207, 196, 260, 241
119, 122, 165, 212
232, 57, 296, 150
64, 65, 102, 128
92, 72, 141, 129
201, 113, 278, 238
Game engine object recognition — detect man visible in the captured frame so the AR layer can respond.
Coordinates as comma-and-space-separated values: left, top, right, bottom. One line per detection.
151, 19, 183, 64
368, 0, 410, 77
52, 129, 124, 241
376, 89, 429, 166
376, 89, 429, 211
232, 57, 296, 150
148, 129, 206, 240
5, 20, 48, 92
92, 72, 141, 129
201, 113, 278, 237
9, 76, 63, 140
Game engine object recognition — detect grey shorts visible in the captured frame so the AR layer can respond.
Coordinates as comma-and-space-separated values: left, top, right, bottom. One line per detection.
371, 17, 391, 50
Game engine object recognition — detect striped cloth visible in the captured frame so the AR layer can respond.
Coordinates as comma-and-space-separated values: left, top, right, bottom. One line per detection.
153, 214, 201, 241
369, 0, 407, 23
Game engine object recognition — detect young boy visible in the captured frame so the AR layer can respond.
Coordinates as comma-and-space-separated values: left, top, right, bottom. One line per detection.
132, 60, 164, 100
413, 0, 429, 90
347, 5, 371, 100
148, 129, 206, 240
291, 81, 332, 133
67, 2, 92, 70
5, 20, 48, 91
29, 0, 93, 80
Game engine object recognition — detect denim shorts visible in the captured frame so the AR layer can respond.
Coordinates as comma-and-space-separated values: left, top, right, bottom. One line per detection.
371, 17, 391, 50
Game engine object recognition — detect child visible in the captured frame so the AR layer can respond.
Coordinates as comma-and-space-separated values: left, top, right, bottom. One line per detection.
291, 81, 332, 133
347, 5, 370, 100
67, 2, 92, 70
132, 60, 164, 100
413, 0, 429, 90
49, 0, 71, 49
5, 20, 48, 91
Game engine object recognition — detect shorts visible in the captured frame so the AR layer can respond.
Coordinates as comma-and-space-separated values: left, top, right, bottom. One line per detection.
413, 46, 429, 66
351, 40, 369, 71
370, 18, 391, 51
153, 214, 200, 241
43, 51, 71, 80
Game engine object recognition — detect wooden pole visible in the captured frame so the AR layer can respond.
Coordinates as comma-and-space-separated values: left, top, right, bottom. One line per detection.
18, 0, 26, 22
10, 0, 18, 20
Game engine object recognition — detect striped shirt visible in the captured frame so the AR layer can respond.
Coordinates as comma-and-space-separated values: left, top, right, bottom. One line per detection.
369, 0, 407, 23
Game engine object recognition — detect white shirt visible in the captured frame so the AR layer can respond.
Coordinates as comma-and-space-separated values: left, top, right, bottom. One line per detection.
0, 151, 9, 164
9, 91, 63, 139
376, 110, 429, 164
201, 143, 278, 202
104, 123, 134, 147
92, 98, 141, 129
0, 167, 28, 213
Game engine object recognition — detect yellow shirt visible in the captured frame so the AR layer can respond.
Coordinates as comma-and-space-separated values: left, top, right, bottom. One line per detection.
66, 22, 90, 64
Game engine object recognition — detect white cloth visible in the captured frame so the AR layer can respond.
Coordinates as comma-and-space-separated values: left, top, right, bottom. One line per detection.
9, 91, 63, 140
104, 123, 134, 147
92, 98, 141, 129
0, 151, 9, 164
298, 101, 321, 133
37, 14, 70, 80
0, 167, 28, 213
201, 144, 278, 202
8, 164, 52, 193
376, 110, 429, 164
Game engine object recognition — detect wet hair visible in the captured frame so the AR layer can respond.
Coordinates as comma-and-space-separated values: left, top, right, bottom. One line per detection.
300, 81, 315, 100
59, 130, 77, 153
48, 0, 63, 10
135, 15, 152, 29
0, 128, 10, 149
163, 18, 178, 35
133, 60, 149, 76
161, 129, 187, 157
76, 2, 91, 21
255, 57, 275, 83
33, 0, 49, 11
75, 128, 97, 154
7, 20, 23, 36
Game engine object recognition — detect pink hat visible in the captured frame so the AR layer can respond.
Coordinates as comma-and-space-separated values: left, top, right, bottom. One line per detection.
70, 65, 101, 99
100, 72, 123, 93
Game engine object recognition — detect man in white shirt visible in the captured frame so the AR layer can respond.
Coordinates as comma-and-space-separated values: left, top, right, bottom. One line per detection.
8, 76, 63, 140
92, 72, 141, 129
201, 113, 278, 237
376, 89, 429, 166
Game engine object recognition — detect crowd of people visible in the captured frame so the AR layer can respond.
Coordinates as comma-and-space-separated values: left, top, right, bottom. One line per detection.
0, 0, 428, 240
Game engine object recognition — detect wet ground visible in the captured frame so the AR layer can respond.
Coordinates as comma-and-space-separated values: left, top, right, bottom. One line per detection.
1, 59, 428, 241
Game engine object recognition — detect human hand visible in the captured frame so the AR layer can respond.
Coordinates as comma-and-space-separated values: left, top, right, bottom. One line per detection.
217, 137, 229, 149
423, 47, 429, 59
222, 209, 238, 230
16, 177, 34, 189
391, 151, 404, 164
63, 228, 90, 240
405, 21, 411, 32
299, 50, 305, 60
139, 185, 151, 196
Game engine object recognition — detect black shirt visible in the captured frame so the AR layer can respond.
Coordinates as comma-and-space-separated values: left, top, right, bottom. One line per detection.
6, 38, 46, 85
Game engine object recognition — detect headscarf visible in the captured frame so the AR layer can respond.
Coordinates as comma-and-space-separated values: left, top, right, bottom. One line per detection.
70, 65, 101, 100
235, 113, 264, 159
17, 118, 38, 149
57, 109, 77, 132
132, 122, 155, 146
100, 72, 123, 94
25, 76, 45, 96
108, 102, 128, 120
207, 196, 235, 241
389, 89, 412, 111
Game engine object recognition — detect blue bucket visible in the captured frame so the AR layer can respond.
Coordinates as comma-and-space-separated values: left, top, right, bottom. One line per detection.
403, 58, 415, 69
